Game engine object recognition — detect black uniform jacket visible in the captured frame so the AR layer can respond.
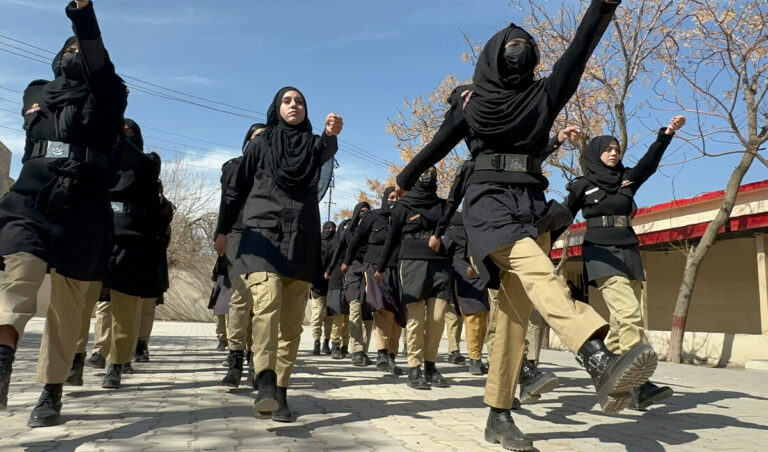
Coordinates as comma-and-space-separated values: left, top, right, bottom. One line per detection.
377, 201, 447, 273
344, 209, 398, 269
216, 156, 244, 264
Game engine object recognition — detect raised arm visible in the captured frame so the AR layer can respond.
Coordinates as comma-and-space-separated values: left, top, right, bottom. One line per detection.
66, 1, 119, 96
624, 115, 684, 190
317, 113, 342, 163
546, 0, 621, 111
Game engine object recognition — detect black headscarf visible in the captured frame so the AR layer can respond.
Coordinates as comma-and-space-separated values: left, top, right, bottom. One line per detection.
584, 135, 624, 194
123, 118, 144, 151
379, 186, 395, 215
41, 36, 90, 119
261, 86, 318, 193
463, 24, 545, 137
399, 168, 443, 222
321, 221, 336, 241
349, 201, 371, 235
242, 122, 267, 153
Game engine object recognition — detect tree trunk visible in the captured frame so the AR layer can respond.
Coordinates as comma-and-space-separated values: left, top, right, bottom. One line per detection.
668, 148, 757, 362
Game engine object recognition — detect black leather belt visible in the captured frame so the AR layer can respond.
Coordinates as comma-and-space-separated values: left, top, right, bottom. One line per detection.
586, 215, 632, 228
474, 153, 541, 173
403, 232, 432, 240
32, 140, 108, 168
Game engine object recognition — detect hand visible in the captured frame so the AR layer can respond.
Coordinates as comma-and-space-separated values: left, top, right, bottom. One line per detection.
214, 234, 227, 257
665, 115, 686, 135
393, 183, 406, 198
558, 125, 582, 144
466, 267, 478, 278
428, 235, 441, 252
324, 272, 331, 280
374, 271, 383, 284
325, 113, 343, 136
75, 0, 90, 8
340, 263, 349, 275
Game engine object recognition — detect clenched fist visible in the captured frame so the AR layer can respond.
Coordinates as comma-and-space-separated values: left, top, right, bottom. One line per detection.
325, 113, 343, 136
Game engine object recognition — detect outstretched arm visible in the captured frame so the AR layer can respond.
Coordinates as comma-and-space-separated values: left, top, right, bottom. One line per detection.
624, 115, 685, 190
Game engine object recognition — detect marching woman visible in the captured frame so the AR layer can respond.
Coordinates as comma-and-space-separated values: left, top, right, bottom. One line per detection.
309, 221, 337, 355
392, 1, 657, 449
343, 187, 406, 376
0, 0, 127, 427
216, 87, 342, 422
325, 219, 351, 359
378, 167, 451, 390
564, 115, 685, 410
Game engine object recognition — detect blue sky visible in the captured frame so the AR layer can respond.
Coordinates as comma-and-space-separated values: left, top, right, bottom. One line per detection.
1, 0, 765, 220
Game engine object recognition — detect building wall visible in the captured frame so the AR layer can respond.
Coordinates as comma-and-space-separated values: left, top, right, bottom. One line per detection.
584, 237, 761, 335
0, 140, 11, 196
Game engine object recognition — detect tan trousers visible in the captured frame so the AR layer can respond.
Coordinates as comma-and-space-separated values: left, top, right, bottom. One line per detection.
348, 299, 373, 353
484, 234, 607, 409
445, 302, 463, 353
246, 272, 309, 387
596, 275, 645, 354
463, 311, 488, 360
137, 298, 156, 343
372, 309, 402, 353
227, 272, 255, 351
93, 301, 112, 357
75, 281, 104, 353
331, 314, 349, 346
310, 295, 332, 341
215, 314, 228, 342
486, 289, 543, 362
405, 298, 447, 367
108, 289, 142, 365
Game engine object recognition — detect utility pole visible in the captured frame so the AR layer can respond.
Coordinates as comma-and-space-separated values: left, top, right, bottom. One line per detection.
325, 174, 336, 223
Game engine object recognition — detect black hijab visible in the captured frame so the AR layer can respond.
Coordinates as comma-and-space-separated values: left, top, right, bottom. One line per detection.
379, 186, 395, 216
463, 24, 544, 137
242, 122, 267, 153
41, 36, 90, 115
123, 118, 144, 151
349, 201, 371, 235
262, 86, 318, 193
321, 221, 336, 241
584, 135, 625, 194
399, 168, 443, 223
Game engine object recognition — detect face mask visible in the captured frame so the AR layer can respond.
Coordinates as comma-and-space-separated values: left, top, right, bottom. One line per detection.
503, 43, 535, 76
386, 200, 396, 209
419, 172, 436, 185
59, 53, 84, 81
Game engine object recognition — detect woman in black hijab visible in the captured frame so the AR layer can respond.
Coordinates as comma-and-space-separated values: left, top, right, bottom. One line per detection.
0, 0, 127, 428
216, 86, 342, 422
216, 122, 266, 389
378, 167, 451, 390
565, 115, 685, 411
309, 221, 337, 355
325, 219, 351, 359
343, 187, 406, 376
391, 1, 658, 449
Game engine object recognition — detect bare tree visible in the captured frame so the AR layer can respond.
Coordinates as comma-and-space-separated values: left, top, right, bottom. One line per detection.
658, 0, 768, 362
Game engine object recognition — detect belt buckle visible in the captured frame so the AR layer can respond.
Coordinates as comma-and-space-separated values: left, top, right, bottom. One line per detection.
46, 141, 70, 158
614, 216, 627, 227
507, 155, 527, 172
492, 154, 502, 172
110, 202, 125, 213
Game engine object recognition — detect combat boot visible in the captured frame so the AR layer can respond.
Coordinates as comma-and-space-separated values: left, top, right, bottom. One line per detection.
424, 361, 450, 388
469, 358, 485, 376
222, 350, 244, 388
407, 366, 430, 390
312, 340, 321, 355
134, 340, 149, 362
102, 364, 123, 389
376, 349, 389, 372
518, 359, 559, 404
216, 339, 227, 351
0, 345, 14, 410
576, 339, 657, 414
630, 381, 673, 410
27, 384, 63, 428
388, 353, 404, 376
484, 407, 533, 451
447, 350, 466, 364
84, 352, 106, 369
253, 370, 278, 418
322, 339, 331, 355
272, 386, 293, 422
351, 351, 366, 366
330, 342, 342, 359
66, 353, 85, 386
340, 345, 350, 359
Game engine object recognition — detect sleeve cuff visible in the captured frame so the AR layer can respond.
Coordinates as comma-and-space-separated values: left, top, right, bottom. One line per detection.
66, 1, 101, 40
658, 127, 673, 143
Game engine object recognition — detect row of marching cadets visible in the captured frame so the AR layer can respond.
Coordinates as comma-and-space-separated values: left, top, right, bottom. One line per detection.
0, 0, 173, 428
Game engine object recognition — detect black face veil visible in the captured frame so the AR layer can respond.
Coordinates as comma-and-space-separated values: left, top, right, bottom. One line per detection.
42, 36, 89, 112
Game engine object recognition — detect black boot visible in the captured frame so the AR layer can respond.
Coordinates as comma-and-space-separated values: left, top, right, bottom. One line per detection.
518, 359, 559, 404
424, 361, 450, 388
322, 339, 332, 355
253, 370, 278, 418
340, 345, 350, 358
351, 351, 366, 366
312, 340, 321, 355
388, 353, 404, 376
102, 364, 123, 389
123, 362, 135, 375
376, 350, 389, 372
221, 350, 244, 388
216, 339, 227, 351
484, 407, 532, 451
630, 381, 674, 410
407, 366, 430, 390
134, 340, 149, 362
66, 353, 85, 386
469, 358, 484, 376
447, 350, 466, 365
576, 339, 657, 414
0, 345, 14, 410
361, 352, 373, 365
84, 352, 106, 369
330, 342, 342, 359
272, 386, 293, 422
27, 384, 64, 428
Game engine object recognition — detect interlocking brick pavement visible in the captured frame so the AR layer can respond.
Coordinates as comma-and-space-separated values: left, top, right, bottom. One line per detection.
2, 318, 768, 451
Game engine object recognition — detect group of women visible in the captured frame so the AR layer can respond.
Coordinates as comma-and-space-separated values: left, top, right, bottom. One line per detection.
0, 0, 689, 450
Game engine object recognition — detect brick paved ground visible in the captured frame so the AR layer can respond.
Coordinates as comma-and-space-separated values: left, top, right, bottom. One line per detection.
2, 318, 768, 451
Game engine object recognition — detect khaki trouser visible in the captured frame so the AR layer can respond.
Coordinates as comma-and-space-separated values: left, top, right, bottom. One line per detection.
215, 314, 228, 342
405, 298, 447, 368
485, 234, 607, 409
93, 301, 112, 357
75, 281, 104, 353
109, 289, 142, 365
137, 298, 156, 343
486, 289, 543, 362
445, 302, 463, 353
463, 311, 488, 360
331, 314, 349, 346
348, 299, 373, 353
227, 272, 255, 351
310, 295, 332, 341
246, 272, 310, 387
596, 275, 644, 354
373, 309, 402, 353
